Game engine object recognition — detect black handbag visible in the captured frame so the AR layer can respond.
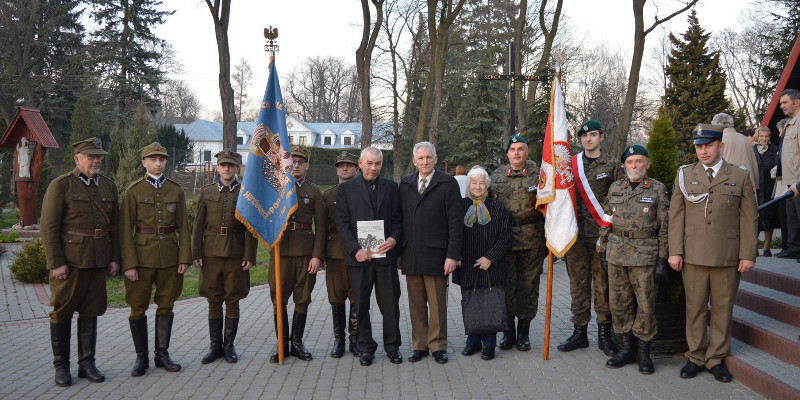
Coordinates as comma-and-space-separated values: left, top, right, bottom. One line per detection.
461, 269, 507, 335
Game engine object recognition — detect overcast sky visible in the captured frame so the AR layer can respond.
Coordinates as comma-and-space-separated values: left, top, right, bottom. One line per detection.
152, 0, 753, 117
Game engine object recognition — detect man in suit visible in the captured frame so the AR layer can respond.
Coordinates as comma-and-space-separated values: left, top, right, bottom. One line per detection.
399, 141, 464, 364
668, 124, 758, 382
335, 147, 403, 366
778, 89, 800, 259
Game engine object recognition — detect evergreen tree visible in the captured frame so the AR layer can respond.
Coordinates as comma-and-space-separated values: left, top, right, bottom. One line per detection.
756, 0, 800, 110
113, 102, 155, 194
67, 97, 96, 164
154, 125, 194, 171
447, 76, 507, 172
663, 10, 729, 164
646, 107, 680, 193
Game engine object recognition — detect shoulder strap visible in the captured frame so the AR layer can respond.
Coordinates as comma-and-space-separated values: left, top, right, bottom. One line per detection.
571, 152, 612, 227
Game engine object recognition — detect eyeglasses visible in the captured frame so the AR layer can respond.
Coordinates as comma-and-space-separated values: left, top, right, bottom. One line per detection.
292, 160, 307, 165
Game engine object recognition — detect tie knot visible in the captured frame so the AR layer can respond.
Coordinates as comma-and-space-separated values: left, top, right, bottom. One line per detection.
706, 167, 714, 182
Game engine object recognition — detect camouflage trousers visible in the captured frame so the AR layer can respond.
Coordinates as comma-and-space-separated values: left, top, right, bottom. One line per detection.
608, 263, 657, 341
564, 237, 611, 326
505, 248, 547, 320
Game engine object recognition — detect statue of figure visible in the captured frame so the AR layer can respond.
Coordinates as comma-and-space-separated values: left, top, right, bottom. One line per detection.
16, 137, 35, 179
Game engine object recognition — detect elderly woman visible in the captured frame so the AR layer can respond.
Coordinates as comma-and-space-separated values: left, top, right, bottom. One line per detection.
452, 166, 511, 360
753, 126, 780, 256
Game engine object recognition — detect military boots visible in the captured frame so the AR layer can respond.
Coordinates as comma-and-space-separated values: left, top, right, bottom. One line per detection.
348, 304, 361, 357
638, 340, 654, 374
597, 323, 618, 356
154, 314, 181, 372
50, 321, 72, 387
201, 317, 224, 364
499, 316, 517, 350
290, 312, 313, 361
129, 317, 149, 376
330, 305, 346, 358
77, 317, 104, 382
222, 316, 240, 363
606, 333, 636, 368
557, 324, 589, 352
270, 309, 290, 363
517, 318, 532, 351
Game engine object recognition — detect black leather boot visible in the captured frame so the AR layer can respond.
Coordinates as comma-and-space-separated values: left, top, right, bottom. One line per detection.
605, 334, 636, 368
499, 316, 517, 350
50, 321, 71, 387
330, 305, 346, 358
223, 316, 239, 363
201, 317, 224, 364
154, 314, 181, 372
597, 323, 618, 356
290, 312, 313, 361
129, 317, 149, 377
270, 310, 290, 363
348, 304, 361, 357
517, 318, 532, 351
557, 324, 589, 352
77, 317, 104, 382
638, 339, 654, 374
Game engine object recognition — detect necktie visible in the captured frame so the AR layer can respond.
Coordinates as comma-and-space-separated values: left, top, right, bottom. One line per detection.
706, 167, 714, 183
419, 178, 427, 194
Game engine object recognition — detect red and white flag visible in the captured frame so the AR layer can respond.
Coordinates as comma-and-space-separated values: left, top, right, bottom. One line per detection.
535, 75, 578, 258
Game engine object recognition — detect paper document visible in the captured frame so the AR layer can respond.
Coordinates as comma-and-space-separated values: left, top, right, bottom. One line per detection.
357, 220, 386, 258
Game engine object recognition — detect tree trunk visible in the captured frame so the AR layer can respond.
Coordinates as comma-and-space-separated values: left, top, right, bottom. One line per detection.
206, 0, 236, 152
514, 0, 527, 133
524, 0, 562, 138
356, 0, 385, 149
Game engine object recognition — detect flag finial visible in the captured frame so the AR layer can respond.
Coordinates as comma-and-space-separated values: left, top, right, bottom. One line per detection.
264, 26, 279, 60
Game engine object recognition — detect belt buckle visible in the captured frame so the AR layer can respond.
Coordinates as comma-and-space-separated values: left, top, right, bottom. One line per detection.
93, 229, 103, 239
157, 226, 166, 235
624, 231, 632, 239
289, 221, 296, 231
220, 226, 228, 236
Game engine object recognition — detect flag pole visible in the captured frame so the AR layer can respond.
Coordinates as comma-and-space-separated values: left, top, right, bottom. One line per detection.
543, 250, 554, 360
274, 244, 285, 364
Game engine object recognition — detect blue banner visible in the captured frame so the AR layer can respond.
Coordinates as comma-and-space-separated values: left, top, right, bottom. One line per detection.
236, 60, 297, 248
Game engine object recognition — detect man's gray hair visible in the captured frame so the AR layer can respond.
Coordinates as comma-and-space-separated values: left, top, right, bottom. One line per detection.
780, 88, 800, 101
778, 117, 790, 132
360, 146, 382, 159
412, 141, 437, 158
466, 165, 491, 188
711, 113, 734, 128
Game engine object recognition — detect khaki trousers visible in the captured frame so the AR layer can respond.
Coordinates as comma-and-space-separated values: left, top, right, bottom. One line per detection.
406, 274, 448, 352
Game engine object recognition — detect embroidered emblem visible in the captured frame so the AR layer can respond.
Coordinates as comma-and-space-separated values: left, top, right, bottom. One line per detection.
629, 146, 634, 154
691, 181, 700, 185
167, 203, 177, 213
511, 137, 518, 143
726, 183, 737, 186
638, 197, 654, 203
583, 124, 588, 131
527, 186, 537, 192
596, 172, 609, 180
303, 197, 310, 204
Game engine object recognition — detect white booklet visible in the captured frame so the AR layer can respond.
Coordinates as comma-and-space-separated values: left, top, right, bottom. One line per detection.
357, 220, 386, 258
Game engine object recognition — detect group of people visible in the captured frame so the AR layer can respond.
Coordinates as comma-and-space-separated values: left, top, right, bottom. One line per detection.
50, 92, 800, 386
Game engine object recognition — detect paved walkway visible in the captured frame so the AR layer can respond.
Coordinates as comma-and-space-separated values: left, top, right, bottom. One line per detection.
0, 248, 761, 399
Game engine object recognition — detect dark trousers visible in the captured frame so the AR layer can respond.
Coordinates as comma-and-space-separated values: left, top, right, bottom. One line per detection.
786, 195, 800, 255
466, 333, 497, 348
780, 194, 790, 250
348, 262, 401, 354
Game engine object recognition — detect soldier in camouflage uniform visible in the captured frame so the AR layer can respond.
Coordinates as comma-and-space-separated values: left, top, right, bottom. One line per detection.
322, 151, 361, 358
598, 145, 669, 374
268, 146, 325, 363
559, 120, 623, 356
490, 135, 548, 351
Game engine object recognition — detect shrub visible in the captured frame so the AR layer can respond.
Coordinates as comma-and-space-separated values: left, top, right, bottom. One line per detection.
0, 231, 20, 243
9, 239, 48, 283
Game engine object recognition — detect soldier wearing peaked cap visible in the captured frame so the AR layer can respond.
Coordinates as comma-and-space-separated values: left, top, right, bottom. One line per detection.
322, 151, 362, 358
40, 137, 119, 387
668, 124, 757, 383
598, 145, 669, 374
192, 149, 257, 364
268, 145, 326, 363
120, 142, 192, 376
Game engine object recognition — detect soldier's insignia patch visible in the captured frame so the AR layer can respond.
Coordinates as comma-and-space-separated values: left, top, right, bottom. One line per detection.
726, 183, 737, 186
303, 197, 310, 204
527, 186, 537, 192
629, 147, 634, 154
92, 137, 102, 148
643, 207, 649, 213
638, 197, 654, 203
596, 172, 609, 180
167, 203, 177, 213
583, 124, 588, 131
512, 137, 518, 143
728, 199, 734, 205
739, 165, 748, 170
691, 181, 700, 185
340, 151, 347, 156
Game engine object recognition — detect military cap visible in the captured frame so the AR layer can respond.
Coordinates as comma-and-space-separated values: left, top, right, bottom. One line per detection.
692, 124, 724, 145
577, 120, 603, 136
621, 144, 649, 163
505, 135, 527, 152
140, 142, 169, 159
72, 137, 107, 155
215, 148, 242, 166
291, 145, 310, 161
334, 151, 358, 166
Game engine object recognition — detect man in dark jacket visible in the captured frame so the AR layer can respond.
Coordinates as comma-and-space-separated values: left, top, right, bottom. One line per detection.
399, 141, 464, 364
336, 147, 403, 366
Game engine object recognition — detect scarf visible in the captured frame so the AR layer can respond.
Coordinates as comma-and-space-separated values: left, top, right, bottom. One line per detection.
757, 144, 768, 155
464, 194, 491, 227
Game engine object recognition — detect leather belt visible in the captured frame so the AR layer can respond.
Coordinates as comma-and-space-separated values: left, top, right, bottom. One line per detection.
206, 225, 244, 236
611, 227, 658, 239
511, 217, 541, 227
135, 225, 176, 234
288, 222, 312, 231
63, 227, 115, 238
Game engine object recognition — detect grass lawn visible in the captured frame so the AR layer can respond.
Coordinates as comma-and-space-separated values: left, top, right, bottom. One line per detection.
0, 210, 20, 228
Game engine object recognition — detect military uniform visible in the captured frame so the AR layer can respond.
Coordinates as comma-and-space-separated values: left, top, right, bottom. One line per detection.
490, 157, 547, 350
669, 124, 758, 382
40, 138, 118, 386
192, 149, 256, 364
120, 142, 191, 376
268, 146, 326, 362
322, 151, 360, 358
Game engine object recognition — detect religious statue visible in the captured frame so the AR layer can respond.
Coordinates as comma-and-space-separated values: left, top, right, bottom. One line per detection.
16, 137, 35, 179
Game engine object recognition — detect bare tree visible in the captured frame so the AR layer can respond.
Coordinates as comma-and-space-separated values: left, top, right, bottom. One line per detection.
284, 56, 361, 122
612, 0, 699, 159
356, 0, 385, 148
205, 0, 236, 151
522, 0, 563, 133
156, 79, 201, 125
232, 57, 253, 121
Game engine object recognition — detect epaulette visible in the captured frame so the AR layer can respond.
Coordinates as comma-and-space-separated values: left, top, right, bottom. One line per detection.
304, 180, 319, 188
642, 179, 651, 189
679, 163, 693, 170
125, 177, 146, 191
323, 183, 339, 193
54, 172, 73, 182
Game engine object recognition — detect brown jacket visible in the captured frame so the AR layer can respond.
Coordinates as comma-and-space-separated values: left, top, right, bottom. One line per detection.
668, 161, 758, 266
40, 169, 120, 269
120, 176, 192, 269
192, 182, 257, 262
274, 180, 326, 258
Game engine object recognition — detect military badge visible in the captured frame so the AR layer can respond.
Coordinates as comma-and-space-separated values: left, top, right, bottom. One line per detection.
303, 197, 310, 204
93, 137, 102, 148
638, 197, 654, 203
643, 207, 649, 213
596, 172, 608, 180
167, 203, 177, 213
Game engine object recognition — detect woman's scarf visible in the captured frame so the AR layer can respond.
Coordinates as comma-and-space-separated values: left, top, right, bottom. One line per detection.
757, 144, 768, 155
464, 194, 491, 227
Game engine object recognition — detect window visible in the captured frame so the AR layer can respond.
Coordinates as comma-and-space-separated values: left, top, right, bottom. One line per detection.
323, 136, 332, 145
343, 136, 352, 146
203, 150, 211, 162
237, 136, 244, 145
299, 136, 307, 145
289, 136, 295, 144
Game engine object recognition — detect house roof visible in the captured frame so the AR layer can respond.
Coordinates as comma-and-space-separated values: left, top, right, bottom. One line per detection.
0, 107, 59, 148
761, 33, 800, 133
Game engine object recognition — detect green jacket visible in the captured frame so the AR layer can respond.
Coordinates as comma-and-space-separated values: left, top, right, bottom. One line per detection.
192, 182, 257, 262
490, 160, 545, 251
273, 180, 326, 258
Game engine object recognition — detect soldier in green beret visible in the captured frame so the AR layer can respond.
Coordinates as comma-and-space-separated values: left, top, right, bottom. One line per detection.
40, 137, 120, 387
120, 142, 192, 376
192, 149, 257, 364
598, 145, 669, 374
559, 120, 623, 356
268, 145, 326, 362
489, 134, 548, 351
322, 151, 361, 358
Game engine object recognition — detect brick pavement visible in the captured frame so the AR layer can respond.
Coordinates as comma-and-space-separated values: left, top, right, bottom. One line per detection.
0, 257, 761, 399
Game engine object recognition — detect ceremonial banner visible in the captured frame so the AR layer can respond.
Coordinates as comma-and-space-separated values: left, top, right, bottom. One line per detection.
535, 75, 578, 258
236, 60, 297, 248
